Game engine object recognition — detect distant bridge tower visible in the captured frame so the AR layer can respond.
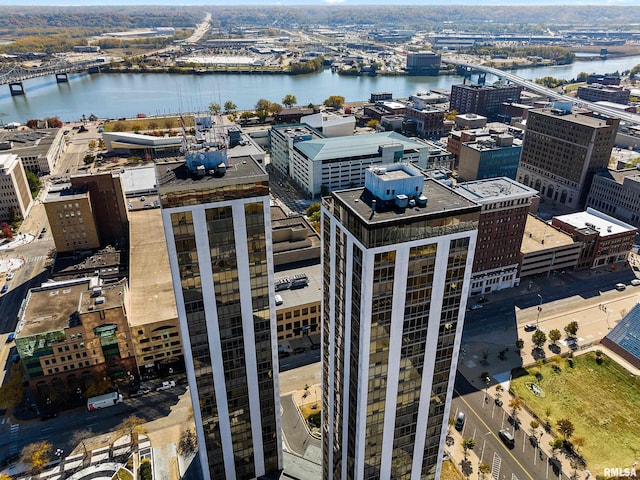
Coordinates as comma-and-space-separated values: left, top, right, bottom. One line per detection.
9, 82, 24, 96
56, 73, 69, 83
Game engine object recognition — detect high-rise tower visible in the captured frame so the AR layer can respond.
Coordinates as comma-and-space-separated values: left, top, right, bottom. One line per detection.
321, 164, 480, 480
157, 153, 282, 480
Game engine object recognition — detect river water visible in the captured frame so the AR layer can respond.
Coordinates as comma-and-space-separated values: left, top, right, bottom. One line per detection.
2, 54, 640, 123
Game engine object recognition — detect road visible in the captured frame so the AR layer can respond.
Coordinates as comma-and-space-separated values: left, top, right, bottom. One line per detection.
453, 373, 569, 480
444, 59, 640, 126
0, 386, 187, 461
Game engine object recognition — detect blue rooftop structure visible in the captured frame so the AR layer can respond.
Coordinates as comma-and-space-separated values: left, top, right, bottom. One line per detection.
601, 302, 640, 369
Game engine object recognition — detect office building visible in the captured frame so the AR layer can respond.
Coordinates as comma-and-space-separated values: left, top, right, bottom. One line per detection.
586, 168, 640, 228
404, 105, 446, 138
450, 84, 522, 120
15, 278, 135, 403
552, 207, 636, 270
0, 153, 33, 222
157, 153, 281, 480
406, 52, 441, 76
516, 108, 619, 209
44, 184, 101, 253
457, 134, 522, 181
321, 163, 480, 480
455, 178, 538, 295
577, 84, 630, 104
0, 128, 65, 174
454, 113, 487, 130
269, 124, 324, 180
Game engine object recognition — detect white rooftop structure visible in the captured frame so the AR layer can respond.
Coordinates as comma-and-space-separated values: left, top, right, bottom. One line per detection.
120, 166, 158, 197
300, 112, 355, 138
554, 207, 637, 237
455, 177, 538, 205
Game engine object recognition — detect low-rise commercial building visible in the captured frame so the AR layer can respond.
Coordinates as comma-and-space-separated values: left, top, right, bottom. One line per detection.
404, 104, 445, 138
577, 84, 630, 104
0, 128, 64, 174
552, 207, 637, 269
455, 113, 487, 129
519, 215, 581, 277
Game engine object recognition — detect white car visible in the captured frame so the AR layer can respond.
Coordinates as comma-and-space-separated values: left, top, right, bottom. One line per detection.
156, 380, 176, 391
631, 279, 640, 286
6, 272, 14, 281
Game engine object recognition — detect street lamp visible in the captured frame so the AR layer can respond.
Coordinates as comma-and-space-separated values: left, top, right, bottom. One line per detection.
536, 294, 543, 329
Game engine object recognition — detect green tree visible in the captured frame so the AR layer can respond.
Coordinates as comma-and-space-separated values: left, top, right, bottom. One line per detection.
548, 329, 561, 345
515, 338, 524, 350
224, 100, 237, 113
208, 103, 221, 114
25, 170, 40, 198
564, 321, 579, 338
556, 418, 575, 440
306, 203, 321, 223
282, 94, 297, 108
532, 329, 547, 348
549, 437, 563, 454
576, 71, 590, 82
479, 462, 491, 478
461, 438, 475, 459
20, 441, 52, 474
530, 420, 540, 437
139, 458, 152, 480
323, 96, 345, 109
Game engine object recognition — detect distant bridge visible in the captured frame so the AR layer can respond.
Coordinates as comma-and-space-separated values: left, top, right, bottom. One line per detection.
445, 59, 640, 126
0, 59, 105, 95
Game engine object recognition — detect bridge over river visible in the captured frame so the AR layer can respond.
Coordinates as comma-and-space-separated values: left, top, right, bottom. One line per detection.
0, 58, 106, 95
445, 59, 640, 126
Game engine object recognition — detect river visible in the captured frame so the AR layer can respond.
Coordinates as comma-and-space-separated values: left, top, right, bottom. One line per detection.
2, 54, 640, 123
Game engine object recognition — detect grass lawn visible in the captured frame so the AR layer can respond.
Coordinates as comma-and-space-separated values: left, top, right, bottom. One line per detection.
440, 459, 465, 480
564, 82, 585, 92
103, 116, 194, 132
511, 352, 640, 473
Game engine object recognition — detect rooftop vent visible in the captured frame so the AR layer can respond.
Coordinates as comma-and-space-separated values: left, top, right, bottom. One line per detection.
95, 296, 105, 305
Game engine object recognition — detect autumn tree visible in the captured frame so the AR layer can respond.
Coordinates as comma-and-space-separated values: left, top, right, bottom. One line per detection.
282, 94, 297, 108
83, 377, 111, 398
323, 95, 345, 109
444, 109, 458, 121
509, 397, 523, 420
366, 119, 380, 129
479, 462, 491, 478
44, 117, 63, 128
21, 440, 52, 474
556, 418, 575, 441
26, 119, 40, 129
0, 363, 24, 411
1, 222, 13, 239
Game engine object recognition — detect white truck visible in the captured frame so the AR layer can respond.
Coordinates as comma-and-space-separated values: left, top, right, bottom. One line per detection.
87, 392, 123, 411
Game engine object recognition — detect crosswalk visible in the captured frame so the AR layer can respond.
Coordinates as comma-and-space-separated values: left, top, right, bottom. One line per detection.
9, 423, 19, 454
491, 451, 502, 479
26, 255, 48, 263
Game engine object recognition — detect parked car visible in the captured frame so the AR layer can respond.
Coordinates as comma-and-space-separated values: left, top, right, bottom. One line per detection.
524, 324, 537, 332
615, 283, 626, 291
6, 333, 15, 343
455, 412, 465, 431
1, 285, 8, 294
499, 429, 515, 448
631, 279, 640, 286
6, 272, 13, 281
469, 304, 483, 310
293, 346, 306, 354
156, 381, 175, 391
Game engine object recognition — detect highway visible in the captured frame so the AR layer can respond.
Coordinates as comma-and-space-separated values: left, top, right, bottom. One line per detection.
444, 59, 640, 126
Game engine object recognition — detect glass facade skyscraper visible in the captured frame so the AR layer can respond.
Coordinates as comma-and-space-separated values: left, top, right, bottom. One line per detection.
321, 164, 480, 480
158, 157, 282, 480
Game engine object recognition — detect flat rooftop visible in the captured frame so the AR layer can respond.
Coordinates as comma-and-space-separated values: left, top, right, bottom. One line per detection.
0, 128, 60, 158
78, 282, 126, 314
45, 184, 89, 203
19, 279, 92, 336
521, 215, 575, 254
274, 263, 322, 307
531, 108, 617, 128
455, 177, 537, 204
554, 207, 637, 237
333, 177, 479, 226
128, 208, 178, 326
155, 156, 267, 189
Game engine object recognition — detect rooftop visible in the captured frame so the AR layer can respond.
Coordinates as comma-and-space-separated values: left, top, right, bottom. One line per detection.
78, 282, 126, 315
554, 207, 637, 237
52, 246, 123, 280
455, 177, 538, 204
45, 183, 90, 203
530, 108, 618, 128
155, 155, 267, 189
333, 176, 479, 226
19, 279, 93, 337
521, 215, 575, 254
274, 263, 322, 307
271, 124, 324, 141
128, 208, 178, 326
0, 128, 61, 158
295, 132, 425, 162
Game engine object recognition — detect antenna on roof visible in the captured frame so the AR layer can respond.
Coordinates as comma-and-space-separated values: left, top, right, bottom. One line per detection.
180, 115, 189, 154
